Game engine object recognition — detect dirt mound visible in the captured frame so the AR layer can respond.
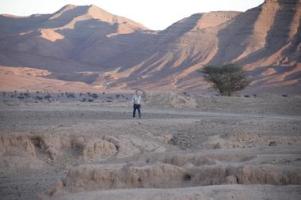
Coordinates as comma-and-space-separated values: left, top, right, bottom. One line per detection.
0, 135, 46, 169
60, 163, 185, 192
0, 134, 116, 168
0, 135, 36, 157
205, 132, 301, 149
0, 134, 166, 169
189, 165, 301, 185
72, 137, 118, 161
145, 92, 197, 108
49, 161, 301, 196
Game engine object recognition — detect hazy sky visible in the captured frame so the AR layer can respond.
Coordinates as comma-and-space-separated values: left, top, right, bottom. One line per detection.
0, 0, 264, 30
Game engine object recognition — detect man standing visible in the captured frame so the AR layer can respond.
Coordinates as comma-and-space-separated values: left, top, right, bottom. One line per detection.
132, 90, 142, 118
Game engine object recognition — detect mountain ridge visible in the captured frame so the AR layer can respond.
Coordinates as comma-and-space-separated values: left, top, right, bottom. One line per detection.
0, 0, 300, 94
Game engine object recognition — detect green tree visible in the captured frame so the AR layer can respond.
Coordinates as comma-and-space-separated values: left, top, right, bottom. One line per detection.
199, 64, 250, 96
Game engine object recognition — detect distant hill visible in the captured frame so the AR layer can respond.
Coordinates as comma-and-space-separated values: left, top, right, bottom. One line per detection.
0, 0, 300, 94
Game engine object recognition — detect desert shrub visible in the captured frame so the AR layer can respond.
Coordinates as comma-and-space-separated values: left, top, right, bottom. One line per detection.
35, 96, 43, 101
66, 93, 75, 98
17, 95, 25, 99
44, 94, 52, 99
199, 64, 250, 96
23, 92, 30, 97
91, 93, 98, 99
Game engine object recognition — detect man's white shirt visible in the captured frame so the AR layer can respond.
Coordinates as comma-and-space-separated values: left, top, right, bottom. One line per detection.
132, 95, 142, 104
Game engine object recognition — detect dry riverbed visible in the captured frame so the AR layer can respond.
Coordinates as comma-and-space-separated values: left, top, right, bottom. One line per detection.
0, 92, 301, 200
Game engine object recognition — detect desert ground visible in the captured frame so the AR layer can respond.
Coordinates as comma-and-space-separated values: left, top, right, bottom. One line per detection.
0, 91, 301, 200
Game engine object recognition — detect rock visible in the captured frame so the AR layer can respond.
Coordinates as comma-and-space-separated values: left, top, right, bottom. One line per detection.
269, 141, 277, 146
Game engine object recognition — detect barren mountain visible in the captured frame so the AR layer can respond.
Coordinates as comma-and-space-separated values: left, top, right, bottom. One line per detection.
0, 4, 149, 69
0, 0, 300, 94
114, 0, 301, 93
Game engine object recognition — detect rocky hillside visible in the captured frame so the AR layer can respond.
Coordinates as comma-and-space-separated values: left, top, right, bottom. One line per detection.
0, 0, 300, 94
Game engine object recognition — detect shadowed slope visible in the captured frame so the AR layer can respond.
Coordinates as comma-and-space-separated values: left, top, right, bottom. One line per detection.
0, 1, 300, 94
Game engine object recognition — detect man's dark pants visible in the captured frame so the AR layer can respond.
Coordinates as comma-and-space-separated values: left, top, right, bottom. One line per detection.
133, 104, 141, 118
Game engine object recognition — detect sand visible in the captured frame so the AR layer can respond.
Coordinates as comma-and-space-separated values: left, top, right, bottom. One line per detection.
0, 92, 300, 200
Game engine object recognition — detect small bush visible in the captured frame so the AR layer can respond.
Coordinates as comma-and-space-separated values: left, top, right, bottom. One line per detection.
66, 93, 75, 98
44, 94, 51, 99
35, 96, 43, 101
198, 64, 250, 96
91, 93, 98, 99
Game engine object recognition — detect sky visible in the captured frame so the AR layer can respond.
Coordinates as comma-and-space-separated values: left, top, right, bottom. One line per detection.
0, 0, 264, 30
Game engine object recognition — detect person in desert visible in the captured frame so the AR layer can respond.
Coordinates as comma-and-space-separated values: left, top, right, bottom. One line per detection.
132, 89, 143, 118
